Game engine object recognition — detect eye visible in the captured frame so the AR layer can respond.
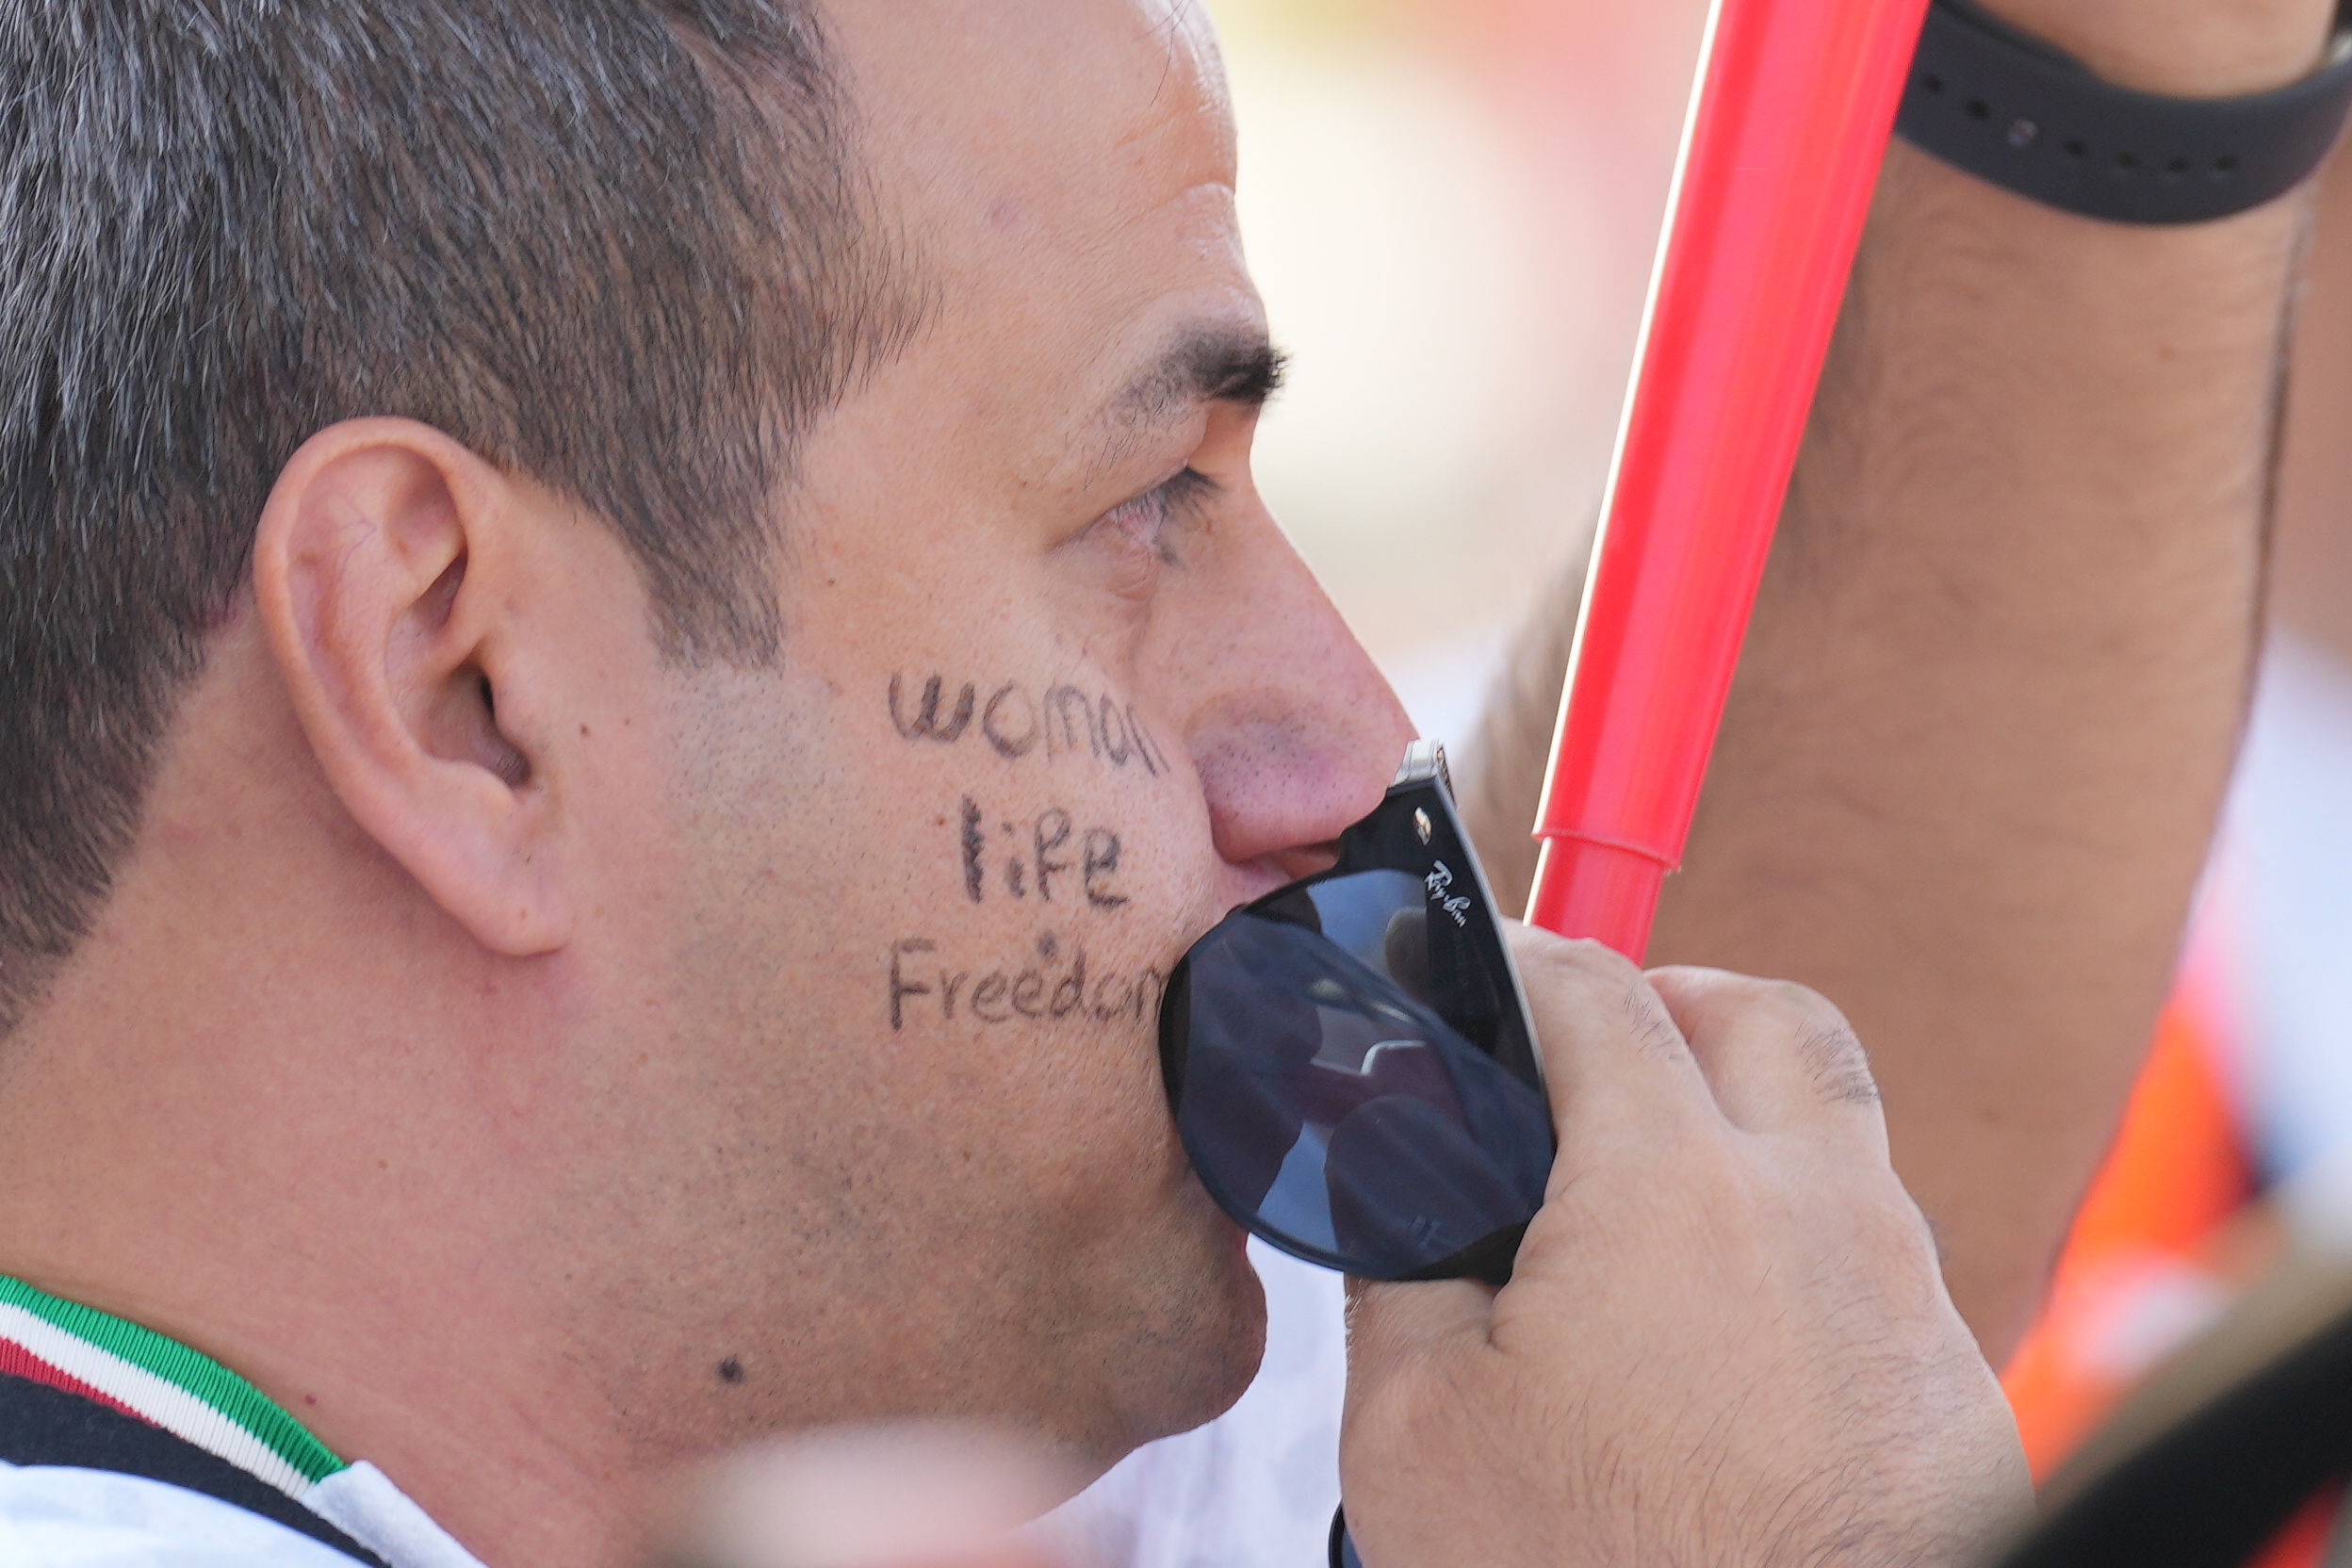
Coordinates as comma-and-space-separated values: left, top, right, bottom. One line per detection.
1094, 468, 1213, 565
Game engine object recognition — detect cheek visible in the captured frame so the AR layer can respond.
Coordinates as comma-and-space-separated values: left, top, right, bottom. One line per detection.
807, 662, 1223, 1203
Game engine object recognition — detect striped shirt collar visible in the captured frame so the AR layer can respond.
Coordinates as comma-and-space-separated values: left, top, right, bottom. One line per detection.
0, 1272, 344, 1499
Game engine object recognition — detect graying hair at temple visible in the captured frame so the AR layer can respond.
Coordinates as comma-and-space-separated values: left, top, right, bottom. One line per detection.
0, 0, 923, 1034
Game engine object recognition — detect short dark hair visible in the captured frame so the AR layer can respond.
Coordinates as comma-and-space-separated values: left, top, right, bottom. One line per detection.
0, 0, 918, 1032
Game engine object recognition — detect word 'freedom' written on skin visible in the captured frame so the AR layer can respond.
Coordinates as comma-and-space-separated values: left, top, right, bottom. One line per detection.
890, 672, 1170, 776
887, 932, 1166, 1032
959, 796, 1126, 908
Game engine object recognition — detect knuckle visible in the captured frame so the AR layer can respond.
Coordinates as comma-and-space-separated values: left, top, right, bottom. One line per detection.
1798, 1020, 1880, 1107
1740, 968, 1843, 1029
1654, 967, 1828, 1029
1756, 974, 1845, 1029
1642, 962, 1742, 1009
1621, 983, 1691, 1065
1734, 978, 1877, 1107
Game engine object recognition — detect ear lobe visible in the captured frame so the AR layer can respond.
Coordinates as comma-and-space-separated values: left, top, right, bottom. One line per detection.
253, 417, 571, 957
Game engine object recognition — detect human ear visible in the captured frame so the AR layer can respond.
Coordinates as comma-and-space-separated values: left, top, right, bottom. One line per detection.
253, 417, 571, 956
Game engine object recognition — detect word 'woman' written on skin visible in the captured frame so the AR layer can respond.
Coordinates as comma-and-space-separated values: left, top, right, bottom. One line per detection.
889, 672, 1170, 776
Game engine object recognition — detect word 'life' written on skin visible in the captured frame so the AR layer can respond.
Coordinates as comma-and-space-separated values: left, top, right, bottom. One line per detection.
959, 796, 1127, 908
890, 672, 1170, 776
887, 932, 1166, 1032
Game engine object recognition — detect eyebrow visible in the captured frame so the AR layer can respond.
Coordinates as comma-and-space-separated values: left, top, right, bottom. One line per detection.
1085, 323, 1288, 479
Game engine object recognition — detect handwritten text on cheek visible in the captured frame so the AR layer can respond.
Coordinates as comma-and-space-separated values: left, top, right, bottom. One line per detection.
887, 932, 1165, 1031
890, 672, 1171, 777
959, 796, 1126, 908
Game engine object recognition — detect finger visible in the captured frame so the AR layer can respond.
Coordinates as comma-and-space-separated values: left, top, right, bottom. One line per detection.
1504, 924, 1716, 1138
1645, 967, 1887, 1152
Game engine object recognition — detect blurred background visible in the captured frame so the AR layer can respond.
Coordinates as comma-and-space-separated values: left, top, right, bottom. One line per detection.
1204, 0, 1711, 744
1193, 9, 2352, 1564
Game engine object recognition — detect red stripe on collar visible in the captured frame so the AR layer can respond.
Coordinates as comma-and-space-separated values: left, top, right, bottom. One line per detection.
0, 1334, 152, 1427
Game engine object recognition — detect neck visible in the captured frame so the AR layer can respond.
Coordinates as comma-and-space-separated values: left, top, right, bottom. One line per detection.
0, 645, 656, 1568
0, 1023, 657, 1568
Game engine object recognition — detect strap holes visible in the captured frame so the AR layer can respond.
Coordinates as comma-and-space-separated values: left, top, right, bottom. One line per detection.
2113, 150, 2140, 172
1966, 97, 1990, 119
1920, 73, 1943, 94
2064, 139, 2088, 158
2164, 155, 2190, 179
2213, 154, 2240, 176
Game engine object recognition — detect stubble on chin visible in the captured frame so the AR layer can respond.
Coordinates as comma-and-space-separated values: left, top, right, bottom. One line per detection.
1056, 1184, 1268, 1475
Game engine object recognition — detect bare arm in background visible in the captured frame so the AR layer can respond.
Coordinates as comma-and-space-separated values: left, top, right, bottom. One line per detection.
1460, 0, 2331, 1364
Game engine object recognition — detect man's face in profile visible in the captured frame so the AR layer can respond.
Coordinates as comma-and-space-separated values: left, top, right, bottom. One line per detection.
551, 0, 1413, 1470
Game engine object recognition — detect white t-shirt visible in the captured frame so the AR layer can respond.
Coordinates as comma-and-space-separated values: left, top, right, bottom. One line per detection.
2221, 634, 2352, 1211
0, 1459, 483, 1568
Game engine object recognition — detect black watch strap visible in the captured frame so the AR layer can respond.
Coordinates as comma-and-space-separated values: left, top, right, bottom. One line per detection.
1896, 0, 2352, 223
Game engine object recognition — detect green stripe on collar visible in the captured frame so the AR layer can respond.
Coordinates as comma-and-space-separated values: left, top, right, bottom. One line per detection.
0, 1274, 344, 1489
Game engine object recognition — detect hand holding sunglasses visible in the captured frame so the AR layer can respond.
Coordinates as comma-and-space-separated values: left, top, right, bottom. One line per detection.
1157, 748, 2027, 1568
1158, 741, 1553, 1287
1318, 930, 2029, 1568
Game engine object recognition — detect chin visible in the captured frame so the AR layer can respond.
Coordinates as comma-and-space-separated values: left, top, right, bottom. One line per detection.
1063, 1199, 1268, 1478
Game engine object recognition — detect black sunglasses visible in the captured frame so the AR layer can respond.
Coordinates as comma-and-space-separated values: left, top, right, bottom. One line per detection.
1157, 742, 1555, 1285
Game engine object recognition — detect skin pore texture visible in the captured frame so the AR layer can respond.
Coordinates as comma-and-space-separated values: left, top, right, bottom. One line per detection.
0, 0, 2333, 1563
0, 6, 1411, 1562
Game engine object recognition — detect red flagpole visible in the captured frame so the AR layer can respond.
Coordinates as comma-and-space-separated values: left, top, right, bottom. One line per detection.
1523, 0, 1931, 958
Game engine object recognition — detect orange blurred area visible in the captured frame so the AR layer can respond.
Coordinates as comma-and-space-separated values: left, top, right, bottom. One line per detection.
2001, 982, 2262, 1479
1999, 942, 2324, 1566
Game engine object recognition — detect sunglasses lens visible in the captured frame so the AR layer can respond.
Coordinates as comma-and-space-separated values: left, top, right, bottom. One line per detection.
1165, 868, 1553, 1280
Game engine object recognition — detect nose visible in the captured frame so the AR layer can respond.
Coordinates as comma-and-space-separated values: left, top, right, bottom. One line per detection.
1152, 502, 1417, 890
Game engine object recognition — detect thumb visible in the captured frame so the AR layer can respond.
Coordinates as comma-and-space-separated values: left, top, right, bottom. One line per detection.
1344, 1275, 1494, 1393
